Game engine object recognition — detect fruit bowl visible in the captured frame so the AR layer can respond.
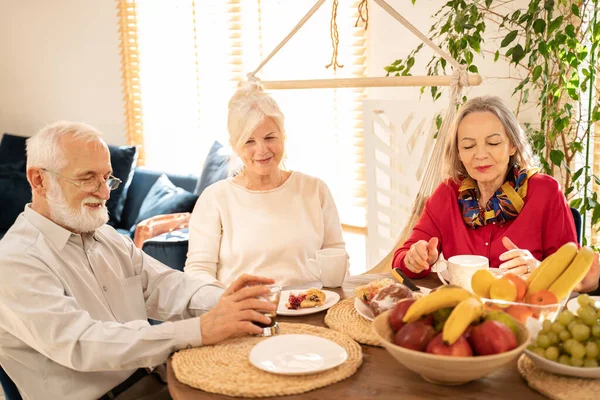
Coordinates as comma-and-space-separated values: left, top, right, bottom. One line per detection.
372, 309, 531, 385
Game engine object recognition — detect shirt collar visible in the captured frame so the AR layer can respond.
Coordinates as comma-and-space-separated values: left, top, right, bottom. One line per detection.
23, 204, 82, 250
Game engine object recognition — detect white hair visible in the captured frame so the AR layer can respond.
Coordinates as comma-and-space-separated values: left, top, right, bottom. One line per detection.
227, 80, 285, 171
26, 121, 105, 171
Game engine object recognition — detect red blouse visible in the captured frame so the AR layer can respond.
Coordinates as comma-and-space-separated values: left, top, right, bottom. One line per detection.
392, 173, 578, 279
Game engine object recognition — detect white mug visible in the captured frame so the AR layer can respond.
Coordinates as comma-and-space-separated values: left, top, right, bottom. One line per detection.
436, 255, 489, 291
306, 248, 349, 288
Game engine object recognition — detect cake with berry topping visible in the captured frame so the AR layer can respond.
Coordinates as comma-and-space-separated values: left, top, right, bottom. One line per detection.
286, 289, 326, 310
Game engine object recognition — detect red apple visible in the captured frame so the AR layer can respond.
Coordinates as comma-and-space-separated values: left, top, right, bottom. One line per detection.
389, 299, 416, 332
394, 320, 436, 351
426, 333, 473, 357
469, 320, 517, 355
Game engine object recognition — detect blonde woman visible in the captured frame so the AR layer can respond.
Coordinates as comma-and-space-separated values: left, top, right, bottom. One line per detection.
184, 81, 346, 287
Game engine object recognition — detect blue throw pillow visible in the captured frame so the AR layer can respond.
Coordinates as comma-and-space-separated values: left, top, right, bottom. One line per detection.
0, 161, 31, 231
106, 145, 138, 227
194, 141, 230, 195
135, 174, 199, 226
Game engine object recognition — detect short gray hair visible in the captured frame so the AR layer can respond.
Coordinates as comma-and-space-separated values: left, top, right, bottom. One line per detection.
444, 96, 533, 182
227, 80, 285, 170
26, 121, 105, 171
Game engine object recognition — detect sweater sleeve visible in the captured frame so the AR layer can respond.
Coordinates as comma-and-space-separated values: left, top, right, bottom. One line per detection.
318, 179, 346, 251
538, 177, 578, 258
184, 185, 222, 280
392, 183, 447, 279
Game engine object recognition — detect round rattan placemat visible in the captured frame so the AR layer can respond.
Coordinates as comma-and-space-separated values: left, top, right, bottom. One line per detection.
171, 322, 362, 398
518, 354, 600, 400
324, 297, 381, 346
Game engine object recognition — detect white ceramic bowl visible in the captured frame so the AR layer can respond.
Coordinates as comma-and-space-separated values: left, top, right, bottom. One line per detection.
372, 310, 530, 385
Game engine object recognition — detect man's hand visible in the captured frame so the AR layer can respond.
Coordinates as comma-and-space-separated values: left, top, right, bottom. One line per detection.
200, 274, 276, 346
499, 237, 540, 277
574, 252, 600, 293
404, 237, 439, 274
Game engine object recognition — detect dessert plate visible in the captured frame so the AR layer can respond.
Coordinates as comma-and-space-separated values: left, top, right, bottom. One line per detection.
566, 295, 600, 314
249, 334, 348, 375
354, 297, 375, 321
277, 290, 340, 316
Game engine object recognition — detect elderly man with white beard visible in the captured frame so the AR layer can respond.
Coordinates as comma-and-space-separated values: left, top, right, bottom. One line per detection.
0, 121, 276, 400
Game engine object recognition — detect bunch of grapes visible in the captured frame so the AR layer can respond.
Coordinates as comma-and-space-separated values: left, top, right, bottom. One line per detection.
528, 294, 600, 368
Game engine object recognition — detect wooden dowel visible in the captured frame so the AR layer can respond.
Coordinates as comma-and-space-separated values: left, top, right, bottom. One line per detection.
261, 75, 482, 89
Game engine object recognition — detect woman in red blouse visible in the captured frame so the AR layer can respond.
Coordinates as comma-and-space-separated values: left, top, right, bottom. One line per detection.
393, 96, 599, 292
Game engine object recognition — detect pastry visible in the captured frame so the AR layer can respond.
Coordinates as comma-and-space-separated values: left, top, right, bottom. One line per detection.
354, 278, 395, 304
369, 283, 413, 316
286, 289, 326, 310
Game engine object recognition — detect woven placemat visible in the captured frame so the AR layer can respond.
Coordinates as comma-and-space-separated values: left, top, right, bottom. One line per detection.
171, 322, 362, 398
518, 354, 600, 400
324, 297, 381, 346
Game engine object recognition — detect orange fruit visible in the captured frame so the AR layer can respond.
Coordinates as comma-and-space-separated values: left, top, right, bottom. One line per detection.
525, 290, 558, 306
489, 277, 518, 302
504, 273, 527, 302
506, 304, 534, 323
471, 269, 497, 298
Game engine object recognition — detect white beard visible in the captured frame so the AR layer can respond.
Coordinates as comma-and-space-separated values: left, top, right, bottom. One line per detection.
47, 180, 109, 233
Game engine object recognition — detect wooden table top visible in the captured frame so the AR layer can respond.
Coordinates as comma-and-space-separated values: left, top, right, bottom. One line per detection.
167, 273, 545, 400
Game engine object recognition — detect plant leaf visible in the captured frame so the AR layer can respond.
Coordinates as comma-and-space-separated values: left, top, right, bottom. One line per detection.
550, 149, 564, 166
548, 16, 564, 37
532, 65, 543, 81
533, 19, 546, 34
501, 30, 518, 48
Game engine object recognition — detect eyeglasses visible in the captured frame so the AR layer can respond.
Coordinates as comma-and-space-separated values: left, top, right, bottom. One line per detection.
41, 168, 121, 192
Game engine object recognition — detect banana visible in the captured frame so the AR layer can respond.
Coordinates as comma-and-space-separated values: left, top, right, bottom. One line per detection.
402, 287, 472, 323
527, 242, 578, 295
526, 253, 553, 285
549, 246, 595, 301
442, 297, 483, 345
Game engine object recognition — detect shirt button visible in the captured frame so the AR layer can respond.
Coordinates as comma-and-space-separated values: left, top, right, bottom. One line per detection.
485, 242, 489, 246
103, 286, 108, 292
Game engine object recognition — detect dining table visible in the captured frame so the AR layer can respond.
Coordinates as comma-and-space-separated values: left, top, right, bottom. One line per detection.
167, 273, 547, 400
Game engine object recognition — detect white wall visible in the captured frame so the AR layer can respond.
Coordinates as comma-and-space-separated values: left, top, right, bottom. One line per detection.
0, 0, 125, 145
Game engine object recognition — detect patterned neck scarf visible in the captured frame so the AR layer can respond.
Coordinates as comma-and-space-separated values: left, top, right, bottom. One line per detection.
458, 165, 538, 229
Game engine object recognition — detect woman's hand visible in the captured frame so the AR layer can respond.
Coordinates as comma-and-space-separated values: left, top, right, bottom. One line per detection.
574, 252, 600, 293
404, 237, 439, 274
498, 237, 540, 277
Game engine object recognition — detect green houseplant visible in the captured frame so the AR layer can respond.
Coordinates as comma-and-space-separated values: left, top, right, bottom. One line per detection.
386, 0, 600, 243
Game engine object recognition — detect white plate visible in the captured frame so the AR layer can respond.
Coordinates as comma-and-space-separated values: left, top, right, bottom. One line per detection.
566, 296, 600, 314
524, 349, 600, 379
354, 297, 375, 321
249, 334, 348, 375
277, 290, 340, 316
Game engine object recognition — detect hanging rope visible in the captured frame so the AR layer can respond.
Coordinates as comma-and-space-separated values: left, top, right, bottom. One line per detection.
325, 0, 343, 70
355, 0, 369, 29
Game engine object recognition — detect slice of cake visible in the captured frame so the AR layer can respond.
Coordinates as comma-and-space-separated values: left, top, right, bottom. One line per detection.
354, 278, 395, 304
286, 289, 326, 310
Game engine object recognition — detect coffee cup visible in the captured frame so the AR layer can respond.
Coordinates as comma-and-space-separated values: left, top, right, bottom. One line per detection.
436, 255, 489, 291
306, 248, 348, 288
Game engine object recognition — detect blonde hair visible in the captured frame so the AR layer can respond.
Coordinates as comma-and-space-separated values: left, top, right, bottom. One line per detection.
444, 96, 534, 182
227, 80, 285, 172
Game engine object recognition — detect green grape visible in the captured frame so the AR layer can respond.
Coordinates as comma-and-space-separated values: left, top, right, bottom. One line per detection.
578, 294, 592, 307
572, 324, 591, 341
571, 357, 584, 367
584, 359, 599, 368
536, 334, 551, 349
557, 310, 575, 326
533, 347, 546, 358
563, 338, 576, 354
551, 321, 565, 334
568, 320, 578, 332
592, 323, 600, 338
578, 306, 598, 326
586, 342, 599, 359
571, 342, 587, 360
559, 330, 571, 342
547, 331, 559, 345
542, 319, 553, 333
558, 354, 571, 365
545, 346, 559, 361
